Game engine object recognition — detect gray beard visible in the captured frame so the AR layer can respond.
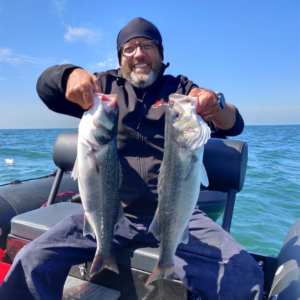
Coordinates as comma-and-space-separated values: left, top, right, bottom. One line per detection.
127, 70, 157, 89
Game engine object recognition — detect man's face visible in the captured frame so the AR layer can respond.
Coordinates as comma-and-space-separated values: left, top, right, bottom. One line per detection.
120, 37, 162, 89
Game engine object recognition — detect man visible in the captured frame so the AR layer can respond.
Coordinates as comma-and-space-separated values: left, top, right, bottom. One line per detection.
0, 18, 263, 300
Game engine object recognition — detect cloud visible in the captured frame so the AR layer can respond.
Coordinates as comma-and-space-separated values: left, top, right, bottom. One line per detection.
64, 26, 102, 44
98, 58, 114, 68
52, 0, 67, 16
90, 58, 119, 71
0, 48, 12, 56
59, 59, 70, 65
0, 48, 48, 66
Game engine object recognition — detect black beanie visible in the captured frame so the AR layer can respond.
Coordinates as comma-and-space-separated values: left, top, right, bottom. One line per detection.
117, 17, 164, 63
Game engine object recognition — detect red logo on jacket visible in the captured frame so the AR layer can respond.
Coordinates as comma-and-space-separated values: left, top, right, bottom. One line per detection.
153, 100, 168, 108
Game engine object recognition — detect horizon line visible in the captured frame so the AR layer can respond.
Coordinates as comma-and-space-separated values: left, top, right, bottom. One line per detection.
0, 124, 300, 130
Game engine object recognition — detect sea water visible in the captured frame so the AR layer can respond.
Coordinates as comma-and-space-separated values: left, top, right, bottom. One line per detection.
0, 126, 299, 255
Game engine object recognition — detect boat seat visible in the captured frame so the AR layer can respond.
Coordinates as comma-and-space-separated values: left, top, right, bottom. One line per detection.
49, 131, 248, 232
10, 202, 81, 242
6, 130, 248, 299
0, 174, 78, 249
9, 202, 162, 275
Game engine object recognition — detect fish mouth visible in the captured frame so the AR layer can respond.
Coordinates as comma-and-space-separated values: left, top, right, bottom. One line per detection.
93, 119, 108, 131
181, 124, 195, 132
174, 122, 197, 133
97, 124, 107, 131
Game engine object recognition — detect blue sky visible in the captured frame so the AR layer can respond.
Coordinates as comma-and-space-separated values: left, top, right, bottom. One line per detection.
0, 0, 299, 128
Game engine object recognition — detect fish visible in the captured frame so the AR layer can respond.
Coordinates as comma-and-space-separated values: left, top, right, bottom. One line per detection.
72, 93, 124, 278
146, 93, 211, 285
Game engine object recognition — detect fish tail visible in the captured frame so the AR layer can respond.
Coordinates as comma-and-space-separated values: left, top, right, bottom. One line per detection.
145, 263, 174, 285
89, 254, 119, 278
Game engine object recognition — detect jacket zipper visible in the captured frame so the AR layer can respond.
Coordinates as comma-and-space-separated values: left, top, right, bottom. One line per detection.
109, 73, 161, 220
138, 92, 147, 220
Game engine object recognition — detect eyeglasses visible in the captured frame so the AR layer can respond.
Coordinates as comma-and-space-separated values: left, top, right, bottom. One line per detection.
121, 40, 158, 56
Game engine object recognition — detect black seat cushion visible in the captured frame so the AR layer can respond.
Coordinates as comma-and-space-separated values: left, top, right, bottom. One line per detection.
10, 203, 163, 275
11, 203, 81, 241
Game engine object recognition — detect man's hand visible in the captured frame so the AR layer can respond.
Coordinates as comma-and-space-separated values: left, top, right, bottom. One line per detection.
189, 87, 236, 130
65, 68, 102, 110
188, 88, 220, 122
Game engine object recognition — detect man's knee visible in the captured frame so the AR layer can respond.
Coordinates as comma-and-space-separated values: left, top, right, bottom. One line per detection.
221, 250, 264, 299
13, 239, 49, 271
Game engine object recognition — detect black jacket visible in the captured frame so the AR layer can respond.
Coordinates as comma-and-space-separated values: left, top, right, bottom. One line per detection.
37, 63, 244, 220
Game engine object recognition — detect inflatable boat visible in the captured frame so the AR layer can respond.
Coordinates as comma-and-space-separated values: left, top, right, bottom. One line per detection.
0, 131, 299, 299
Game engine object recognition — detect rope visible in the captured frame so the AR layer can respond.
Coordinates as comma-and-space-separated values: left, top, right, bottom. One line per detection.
0, 170, 63, 187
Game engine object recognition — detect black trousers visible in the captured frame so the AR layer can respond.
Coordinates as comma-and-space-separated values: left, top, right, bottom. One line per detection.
0, 207, 264, 300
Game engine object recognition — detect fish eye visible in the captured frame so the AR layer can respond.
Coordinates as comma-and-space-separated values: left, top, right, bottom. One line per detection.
108, 111, 116, 121
172, 110, 181, 121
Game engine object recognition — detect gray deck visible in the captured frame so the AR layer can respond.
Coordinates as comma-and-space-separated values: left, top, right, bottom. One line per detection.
63, 276, 120, 300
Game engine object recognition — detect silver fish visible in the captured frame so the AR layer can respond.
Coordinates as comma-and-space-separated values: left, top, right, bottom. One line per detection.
72, 93, 123, 277
146, 93, 210, 285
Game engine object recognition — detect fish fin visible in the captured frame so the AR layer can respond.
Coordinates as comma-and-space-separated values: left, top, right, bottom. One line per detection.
86, 149, 100, 173
157, 162, 164, 195
200, 163, 209, 187
185, 155, 198, 180
180, 226, 190, 244
145, 262, 174, 285
118, 161, 122, 188
148, 213, 159, 241
116, 202, 125, 225
71, 157, 79, 180
83, 214, 95, 239
90, 254, 119, 278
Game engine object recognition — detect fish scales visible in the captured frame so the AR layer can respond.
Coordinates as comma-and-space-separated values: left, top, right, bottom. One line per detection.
72, 93, 123, 278
146, 93, 210, 285
79, 141, 119, 246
